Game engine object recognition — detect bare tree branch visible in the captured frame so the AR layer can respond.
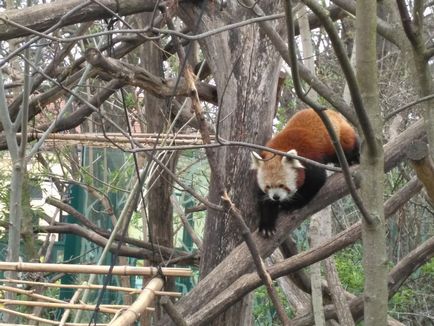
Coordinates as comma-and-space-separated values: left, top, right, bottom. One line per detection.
85, 48, 218, 105
330, 0, 399, 45
284, 0, 374, 224
241, 0, 356, 123
36, 224, 198, 265
222, 192, 291, 326
396, 0, 419, 48
302, 0, 377, 154
0, 0, 160, 40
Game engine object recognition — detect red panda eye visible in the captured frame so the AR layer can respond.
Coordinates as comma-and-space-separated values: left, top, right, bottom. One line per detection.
265, 185, 270, 190
279, 184, 285, 188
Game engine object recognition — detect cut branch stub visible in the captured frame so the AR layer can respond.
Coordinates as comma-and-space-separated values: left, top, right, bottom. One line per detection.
405, 140, 434, 206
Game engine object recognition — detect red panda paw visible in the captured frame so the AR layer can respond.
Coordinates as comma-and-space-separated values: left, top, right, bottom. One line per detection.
259, 226, 276, 238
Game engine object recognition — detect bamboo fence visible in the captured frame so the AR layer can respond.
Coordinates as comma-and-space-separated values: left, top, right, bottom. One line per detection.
0, 278, 181, 297
0, 263, 191, 325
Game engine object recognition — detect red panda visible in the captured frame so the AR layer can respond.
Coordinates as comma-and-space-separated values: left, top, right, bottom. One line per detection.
251, 108, 359, 237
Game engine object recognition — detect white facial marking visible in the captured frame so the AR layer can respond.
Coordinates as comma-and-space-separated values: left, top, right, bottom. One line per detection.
268, 188, 290, 201
256, 156, 300, 202
250, 152, 263, 170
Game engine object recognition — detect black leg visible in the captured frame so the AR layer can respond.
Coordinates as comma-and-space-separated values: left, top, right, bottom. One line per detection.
258, 198, 280, 237
256, 163, 328, 238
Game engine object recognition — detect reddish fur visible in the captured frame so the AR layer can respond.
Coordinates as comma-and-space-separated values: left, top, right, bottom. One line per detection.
296, 170, 305, 188
261, 109, 358, 163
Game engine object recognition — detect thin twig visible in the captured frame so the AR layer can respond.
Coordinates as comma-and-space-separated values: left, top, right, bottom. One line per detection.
222, 192, 291, 326
302, 0, 377, 155
170, 195, 203, 251
384, 93, 434, 121
283, 0, 374, 225
0, 1, 93, 67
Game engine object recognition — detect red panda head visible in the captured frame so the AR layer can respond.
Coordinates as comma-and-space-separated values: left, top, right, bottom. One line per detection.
251, 149, 305, 202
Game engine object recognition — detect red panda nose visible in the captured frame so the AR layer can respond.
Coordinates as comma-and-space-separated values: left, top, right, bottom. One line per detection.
272, 194, 280, 201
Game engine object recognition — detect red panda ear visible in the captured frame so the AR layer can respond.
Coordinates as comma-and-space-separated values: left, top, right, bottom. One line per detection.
251, 152, 263, 170
282, 149, 305, 169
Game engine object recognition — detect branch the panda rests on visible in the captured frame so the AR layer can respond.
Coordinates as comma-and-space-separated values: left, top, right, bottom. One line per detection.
251, 108, 360, 237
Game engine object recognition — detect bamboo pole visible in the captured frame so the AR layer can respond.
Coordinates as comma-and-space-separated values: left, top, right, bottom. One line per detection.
59, 288, 83, 326
0, 262, 192, 277
0, 299, 120, 314
0, 298, 155, 314
28, 132, 214, 144
74, 166, 149, 323
110, 277, 164, 326
0, 308, 107, 326
0, 285, 65, 303
29, 132, 212, 139
0, 278, 181, 297
32, 132, 217, 149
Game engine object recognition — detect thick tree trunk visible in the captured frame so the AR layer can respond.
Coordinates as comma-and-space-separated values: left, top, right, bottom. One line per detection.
177, 1, 282, 324
139, 18, 175, 251
355, 1, 387, 325
136, 14, 178, 288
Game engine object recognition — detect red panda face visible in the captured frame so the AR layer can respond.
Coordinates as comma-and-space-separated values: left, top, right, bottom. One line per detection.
251, 150, 305, 202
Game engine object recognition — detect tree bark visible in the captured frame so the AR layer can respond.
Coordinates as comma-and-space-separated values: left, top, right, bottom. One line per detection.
137, 12, 178, 257
355, 1, 388, 325
309, 211, 326, 326
176, 1, 282, 324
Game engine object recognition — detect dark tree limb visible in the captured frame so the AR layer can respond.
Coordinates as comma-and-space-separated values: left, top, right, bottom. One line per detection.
302, 0, 377, 154
396, 0, 419, 48
85, 48, 218, 105
0, 0, 161, 40
36, 224, 198, 265
44, 197, 197, 265
161, 297, 188, 326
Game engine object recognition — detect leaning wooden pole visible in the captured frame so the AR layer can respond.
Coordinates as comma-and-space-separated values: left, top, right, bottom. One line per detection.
110, 277, 164, 326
